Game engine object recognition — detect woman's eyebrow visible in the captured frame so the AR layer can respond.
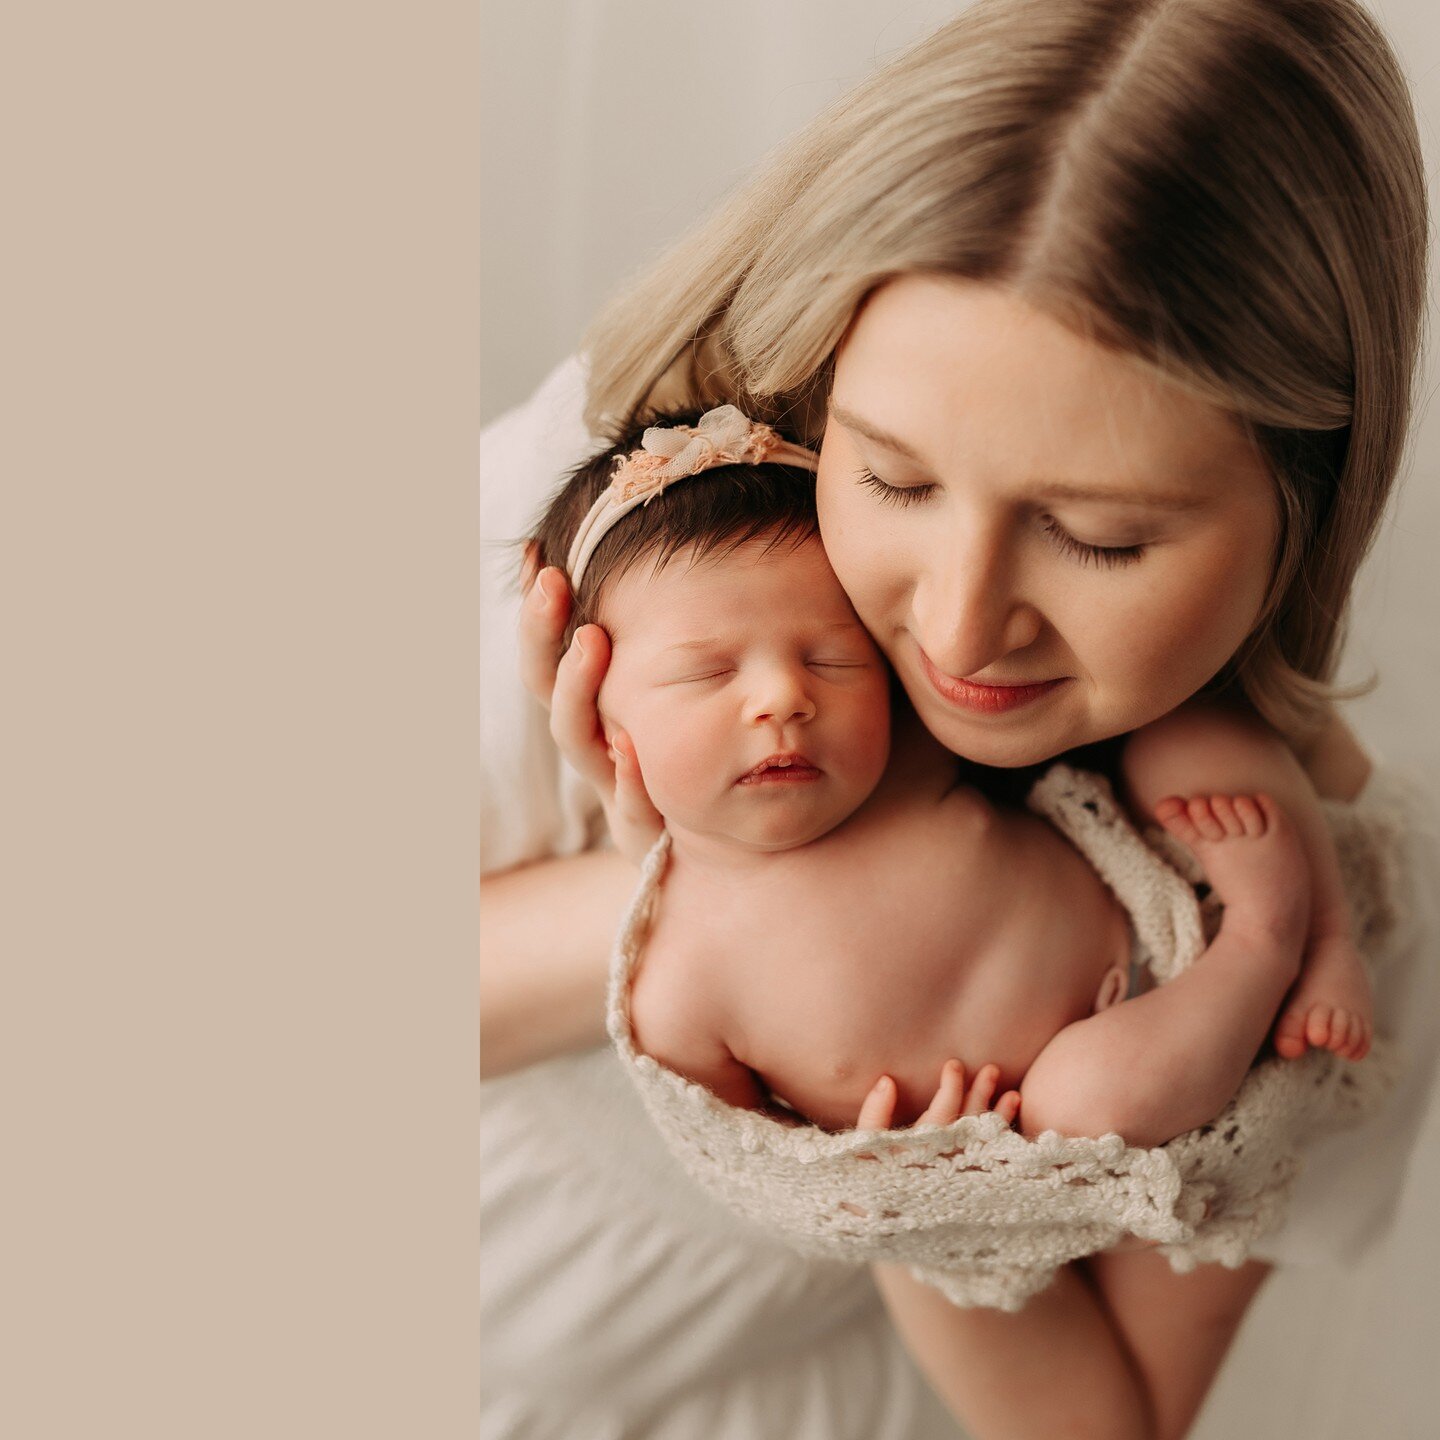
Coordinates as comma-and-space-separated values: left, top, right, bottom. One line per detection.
828, 403, 928, 462
828, 402, 1208, 511
1034, 480, 1208, 511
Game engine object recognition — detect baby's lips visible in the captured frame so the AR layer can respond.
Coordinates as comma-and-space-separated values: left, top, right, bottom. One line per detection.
736, 752, 819, 783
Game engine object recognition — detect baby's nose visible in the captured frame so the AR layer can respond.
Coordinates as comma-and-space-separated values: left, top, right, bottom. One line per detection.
744, 666, 816, 724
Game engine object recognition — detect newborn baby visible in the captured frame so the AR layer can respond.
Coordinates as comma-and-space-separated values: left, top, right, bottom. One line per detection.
527, 406, 1371, 1145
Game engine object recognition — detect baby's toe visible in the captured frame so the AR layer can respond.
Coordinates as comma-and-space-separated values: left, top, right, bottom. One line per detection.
1186, 796, 1226, 841
1231, 795, 1265, 837
1209, 795, 1243, 837
1304, 1005, 1335, 1050
1155, 796, 1200, 846
1323, 1009, 1351, 1054
1342, 1016, 1373, 1062
1272, 1005, 1311, 1060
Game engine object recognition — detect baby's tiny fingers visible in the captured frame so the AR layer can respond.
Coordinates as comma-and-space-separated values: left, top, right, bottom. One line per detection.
996, 1091, 1021, 1126
856, 1075, 898, 1132
915, 1059, 966, 1127
962, 1065, 1000, 1116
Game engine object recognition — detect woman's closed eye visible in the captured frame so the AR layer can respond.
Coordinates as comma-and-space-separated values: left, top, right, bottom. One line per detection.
856, 467, 933, 507
855, 467, 1148, 568
1039, 516, 1147, 568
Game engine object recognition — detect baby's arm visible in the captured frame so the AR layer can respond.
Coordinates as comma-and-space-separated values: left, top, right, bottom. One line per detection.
1121, 701, 1373, 1062
628, 948, 771, 1110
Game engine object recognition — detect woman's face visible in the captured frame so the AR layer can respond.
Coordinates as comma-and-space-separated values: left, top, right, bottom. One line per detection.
816, 275, 1281, 767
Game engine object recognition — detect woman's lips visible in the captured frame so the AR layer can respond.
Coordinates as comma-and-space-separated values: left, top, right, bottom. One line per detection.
918, 648, 1066, 714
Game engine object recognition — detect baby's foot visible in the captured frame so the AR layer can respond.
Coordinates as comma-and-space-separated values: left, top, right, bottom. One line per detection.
1153, 793, 1310, 960
1270, 934, 1375, 1062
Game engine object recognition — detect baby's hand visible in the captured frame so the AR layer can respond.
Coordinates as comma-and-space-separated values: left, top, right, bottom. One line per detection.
854, 1059, 1020, 1159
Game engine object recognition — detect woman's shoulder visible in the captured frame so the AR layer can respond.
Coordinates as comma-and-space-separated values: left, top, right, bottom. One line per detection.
1293, 707, 1374, 804
480, 353, 597, 543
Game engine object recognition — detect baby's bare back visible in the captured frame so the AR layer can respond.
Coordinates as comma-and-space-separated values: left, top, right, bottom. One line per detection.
638, 778, 1133, 1132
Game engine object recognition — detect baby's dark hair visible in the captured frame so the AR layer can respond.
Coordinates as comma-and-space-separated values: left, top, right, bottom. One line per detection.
528, 408, 821, 645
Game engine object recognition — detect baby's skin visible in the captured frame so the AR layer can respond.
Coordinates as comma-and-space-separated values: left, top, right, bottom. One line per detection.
599, 534, 1373, 1146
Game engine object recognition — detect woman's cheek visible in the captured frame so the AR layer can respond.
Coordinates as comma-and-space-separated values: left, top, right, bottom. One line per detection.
1095, 566, 1261, 724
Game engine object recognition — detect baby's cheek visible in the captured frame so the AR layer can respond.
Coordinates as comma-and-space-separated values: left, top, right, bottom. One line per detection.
625, 709, 716, 813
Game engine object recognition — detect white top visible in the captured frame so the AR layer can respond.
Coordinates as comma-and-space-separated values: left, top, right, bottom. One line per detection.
479, 355, 1440, 1439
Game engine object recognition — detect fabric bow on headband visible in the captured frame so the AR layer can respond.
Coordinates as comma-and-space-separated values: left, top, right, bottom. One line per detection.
564, 404, 820, 587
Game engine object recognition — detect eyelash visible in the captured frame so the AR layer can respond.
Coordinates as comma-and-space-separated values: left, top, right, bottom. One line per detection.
679, 661, 859, 684
854, 468, 1147, 569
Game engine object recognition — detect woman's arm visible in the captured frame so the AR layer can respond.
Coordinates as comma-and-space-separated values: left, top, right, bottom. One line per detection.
479, 848, 637, 1079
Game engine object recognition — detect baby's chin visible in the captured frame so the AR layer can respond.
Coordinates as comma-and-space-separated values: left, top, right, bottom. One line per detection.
668, 796, 872, 856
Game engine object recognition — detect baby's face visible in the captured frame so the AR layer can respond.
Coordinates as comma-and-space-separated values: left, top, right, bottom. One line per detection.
597, 534, 891, 853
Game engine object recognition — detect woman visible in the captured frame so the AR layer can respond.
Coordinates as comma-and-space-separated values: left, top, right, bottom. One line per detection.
481, 3, 1438, 1436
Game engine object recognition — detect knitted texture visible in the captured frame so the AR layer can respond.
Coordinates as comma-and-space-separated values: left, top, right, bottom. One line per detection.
606, 764, 1414, 1311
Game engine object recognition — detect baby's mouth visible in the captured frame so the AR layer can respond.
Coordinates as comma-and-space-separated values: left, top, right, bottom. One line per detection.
736, 752, 822, 785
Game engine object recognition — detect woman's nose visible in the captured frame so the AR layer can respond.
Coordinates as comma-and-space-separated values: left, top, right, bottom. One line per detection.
743, 664, 816, 726
912, 531, 1043, 678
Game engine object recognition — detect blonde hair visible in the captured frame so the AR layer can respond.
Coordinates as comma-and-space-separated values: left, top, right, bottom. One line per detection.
581, 0, 1429, 748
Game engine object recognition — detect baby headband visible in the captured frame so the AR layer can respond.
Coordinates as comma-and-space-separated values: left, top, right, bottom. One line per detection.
565, 404, 820, 588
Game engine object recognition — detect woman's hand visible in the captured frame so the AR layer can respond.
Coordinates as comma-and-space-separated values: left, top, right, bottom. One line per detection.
519, 552, 664, 863
854, 1059, 1021, 1160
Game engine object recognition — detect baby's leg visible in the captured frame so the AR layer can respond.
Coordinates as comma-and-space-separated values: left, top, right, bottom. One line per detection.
1079, 1247, 1273, 1440
1019, 794, 1308, 1149
1159, 793, 1371, 1063
1121, 703, 1373, 1063
872, 1261, 1152, 1440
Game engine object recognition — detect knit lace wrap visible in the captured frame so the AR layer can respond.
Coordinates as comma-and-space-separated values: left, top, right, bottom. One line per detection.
606, 764, 1415, 1311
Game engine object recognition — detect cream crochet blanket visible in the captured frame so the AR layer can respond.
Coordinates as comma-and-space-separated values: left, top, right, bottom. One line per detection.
606, 764, 1415, 1311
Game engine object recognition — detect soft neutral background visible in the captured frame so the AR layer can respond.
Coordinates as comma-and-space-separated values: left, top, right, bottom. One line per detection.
481, 2, 1440, 1434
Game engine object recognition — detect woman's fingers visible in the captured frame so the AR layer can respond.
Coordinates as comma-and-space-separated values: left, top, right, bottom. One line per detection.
549, 624, 616, 792
608, 730, 665, 861
518, 564, 573, 706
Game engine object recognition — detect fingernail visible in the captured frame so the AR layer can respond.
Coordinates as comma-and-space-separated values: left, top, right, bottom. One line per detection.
573, 628, 589, 657
539, 569, 564, 606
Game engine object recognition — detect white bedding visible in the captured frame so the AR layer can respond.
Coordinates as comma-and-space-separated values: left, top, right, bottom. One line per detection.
479, 355, 1440, 1438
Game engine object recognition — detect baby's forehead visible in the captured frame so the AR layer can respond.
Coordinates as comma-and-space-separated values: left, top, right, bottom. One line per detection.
601, 534, 860, 641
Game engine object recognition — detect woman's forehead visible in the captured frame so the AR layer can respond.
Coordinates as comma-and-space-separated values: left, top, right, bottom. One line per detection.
832, 275, 1265, 497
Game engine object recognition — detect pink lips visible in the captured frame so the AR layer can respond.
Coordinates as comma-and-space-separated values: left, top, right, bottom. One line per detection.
918, 648, 1066, 714
736, 752, 822, 785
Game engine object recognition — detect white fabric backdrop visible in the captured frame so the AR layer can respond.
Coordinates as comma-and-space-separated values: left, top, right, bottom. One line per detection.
481, 3, 1440, 1434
